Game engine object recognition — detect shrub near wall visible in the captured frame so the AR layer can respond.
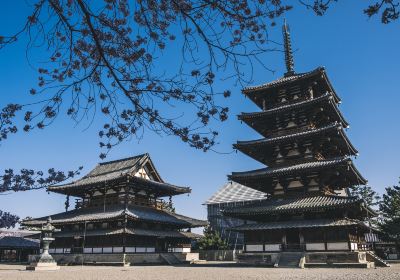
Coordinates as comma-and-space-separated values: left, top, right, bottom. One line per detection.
198, 250, 237, 261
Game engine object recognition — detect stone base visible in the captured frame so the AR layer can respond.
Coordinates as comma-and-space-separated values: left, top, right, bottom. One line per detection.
304, 262, 375, 268
26, 262, 60, 271
28, 253, 199, 266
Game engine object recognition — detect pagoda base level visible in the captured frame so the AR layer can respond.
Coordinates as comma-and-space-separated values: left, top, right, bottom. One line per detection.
236, 251, 376, 268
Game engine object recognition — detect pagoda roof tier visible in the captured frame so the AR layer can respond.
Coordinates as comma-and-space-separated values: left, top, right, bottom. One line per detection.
53, 228, 202, 239
238, 93, 348, 136
48, 154, 191, 197
242, 67, 341, 108
230, 218, 368, 232
228, 157, 367, 192
22, 204, 207, 228
222, 194, 376, 218
234, 122, 358, 165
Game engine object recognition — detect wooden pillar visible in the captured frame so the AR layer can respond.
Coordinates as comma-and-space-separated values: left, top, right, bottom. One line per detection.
299, 229, 304, 247
347, 228, 352, 251
262, 231, 265, 252
123, 213, 127, 254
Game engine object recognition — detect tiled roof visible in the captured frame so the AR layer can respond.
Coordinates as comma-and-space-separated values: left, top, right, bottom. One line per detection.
235, 123, 340, 147
48, 153, 191, 196
222, 195, 362, 216
229, 157, 364, 181
234, 122, 358, 160
51, 154, 147, 189
53, 228, 202, 239
204, 182, 268, 205
0, 229, 40, 238
230, 218, 364, 231
238, 93, 348, 129
240, 93, 333, 118
243, 68, 323, 93
22, 205, 207, 228
0, 236, 40, 249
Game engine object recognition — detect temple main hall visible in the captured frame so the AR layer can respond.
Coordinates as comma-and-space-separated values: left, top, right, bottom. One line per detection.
222, 23, 386, 268
23, 153, 206, 265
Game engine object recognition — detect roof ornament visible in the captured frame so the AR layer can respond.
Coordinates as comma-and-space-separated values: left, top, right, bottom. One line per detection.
283, 19, 295, 77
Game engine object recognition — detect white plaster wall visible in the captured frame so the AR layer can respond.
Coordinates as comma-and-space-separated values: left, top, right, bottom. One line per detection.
103, 247, 113, 253
246, 245, 263, 252
327, 242, 349, 250
93, 248, 102, 253
182, 248, 191, 253
125, 247, 135, 253
83, 248, 92, 253
136, 247, 146, 253
113, 247, 123, 253
264, 244, 281, 251
306, 243, 325, 251
351, 243, 358, 251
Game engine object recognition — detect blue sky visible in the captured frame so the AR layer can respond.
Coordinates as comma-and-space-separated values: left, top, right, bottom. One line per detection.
0, 2, 399, 227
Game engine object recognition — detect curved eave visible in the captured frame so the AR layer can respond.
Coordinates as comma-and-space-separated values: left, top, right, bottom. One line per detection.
48, 175, 191, 198
127, 175, 192, 197
47, 175, 128, 197
238, 93, 349, 128
320, 70, 341, 103
222, 197, 363, 218
234, 122, 358, 157
337, 128, 359, 155
347, 162, 368, 186
228, 157, 367, 191
243, 67, 323, 95
242, 67, 341, 106
229, 218, 367, 232
22, 207, 206, 228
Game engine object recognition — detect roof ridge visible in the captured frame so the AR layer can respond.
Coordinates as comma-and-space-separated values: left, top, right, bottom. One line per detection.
243, 67, 324, 92
240, 92, 332, 117
235, 122, 341, 146
98, 153, 148, 166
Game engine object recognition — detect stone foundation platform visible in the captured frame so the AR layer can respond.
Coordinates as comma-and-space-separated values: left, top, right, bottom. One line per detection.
236, 251, 375, 268
28, 253, 199, 266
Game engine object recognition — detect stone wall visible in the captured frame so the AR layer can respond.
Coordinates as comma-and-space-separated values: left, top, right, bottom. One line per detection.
198, 250, 236, 261
236, 252, 279, 266
305, 252, 367, 264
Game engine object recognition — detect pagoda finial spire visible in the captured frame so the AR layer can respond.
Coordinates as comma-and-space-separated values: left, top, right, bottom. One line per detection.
283, 19, 295, 77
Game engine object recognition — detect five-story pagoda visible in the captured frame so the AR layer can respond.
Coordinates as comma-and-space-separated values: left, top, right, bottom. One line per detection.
223, 23, 377, 266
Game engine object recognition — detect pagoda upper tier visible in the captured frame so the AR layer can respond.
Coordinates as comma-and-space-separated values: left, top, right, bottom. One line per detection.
48, 153, 191, 198
228, 156, 366, 194
242, 67, 340, 109
234, 122, 357, 166
229, 52, 366, 195
239, 91, 348, 138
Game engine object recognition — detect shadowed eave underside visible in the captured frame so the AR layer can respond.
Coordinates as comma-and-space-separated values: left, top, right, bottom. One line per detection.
228, 156, 367, 191
229, 218, 369, 232
222, 194, 377, 217
238, 92, 348, 128
21, 204, 207, 228
234, 122, 358, 161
